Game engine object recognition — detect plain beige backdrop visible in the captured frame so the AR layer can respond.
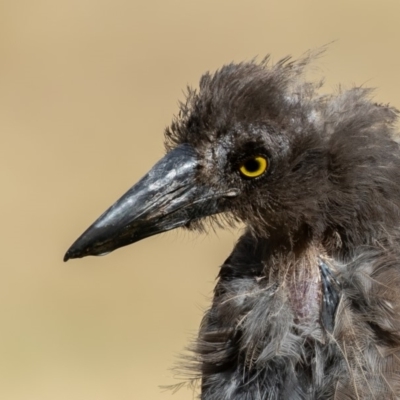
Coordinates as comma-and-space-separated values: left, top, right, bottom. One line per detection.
1, 1, 400, 399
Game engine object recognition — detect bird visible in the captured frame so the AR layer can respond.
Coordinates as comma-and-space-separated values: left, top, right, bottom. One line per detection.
64, 50, 400, 399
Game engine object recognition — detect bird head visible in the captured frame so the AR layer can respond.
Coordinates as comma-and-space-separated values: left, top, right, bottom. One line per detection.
64, 52, 399, 261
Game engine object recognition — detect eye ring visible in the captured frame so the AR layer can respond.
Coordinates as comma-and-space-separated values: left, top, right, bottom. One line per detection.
239, 156, 268, 178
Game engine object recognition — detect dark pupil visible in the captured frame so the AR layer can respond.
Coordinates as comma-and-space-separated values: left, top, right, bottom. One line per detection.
244, 158, 260, 172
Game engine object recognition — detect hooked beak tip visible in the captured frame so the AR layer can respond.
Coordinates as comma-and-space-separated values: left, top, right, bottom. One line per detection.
64, 248, 82, 262
63, 244, 87, 262
63, 251, 71, 262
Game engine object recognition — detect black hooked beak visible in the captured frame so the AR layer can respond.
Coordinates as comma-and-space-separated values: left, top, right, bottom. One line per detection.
64, 144, 237, 261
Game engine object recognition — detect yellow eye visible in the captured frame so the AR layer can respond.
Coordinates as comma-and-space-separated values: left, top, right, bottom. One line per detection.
239, 156, 268, 178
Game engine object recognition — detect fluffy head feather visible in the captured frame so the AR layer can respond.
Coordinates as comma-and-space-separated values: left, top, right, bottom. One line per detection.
165, 51, 400, 258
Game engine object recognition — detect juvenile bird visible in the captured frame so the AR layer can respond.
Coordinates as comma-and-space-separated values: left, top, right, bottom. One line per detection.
65, 51, 400, 399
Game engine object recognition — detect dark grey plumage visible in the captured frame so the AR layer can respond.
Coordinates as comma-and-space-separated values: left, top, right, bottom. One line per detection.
65, 51, 400, 399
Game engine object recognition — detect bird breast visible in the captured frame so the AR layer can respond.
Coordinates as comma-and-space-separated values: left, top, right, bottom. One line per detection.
207, 244, 336, 369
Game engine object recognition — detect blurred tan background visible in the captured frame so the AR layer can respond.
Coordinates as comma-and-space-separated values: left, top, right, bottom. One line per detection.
1, 0, 400, 399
